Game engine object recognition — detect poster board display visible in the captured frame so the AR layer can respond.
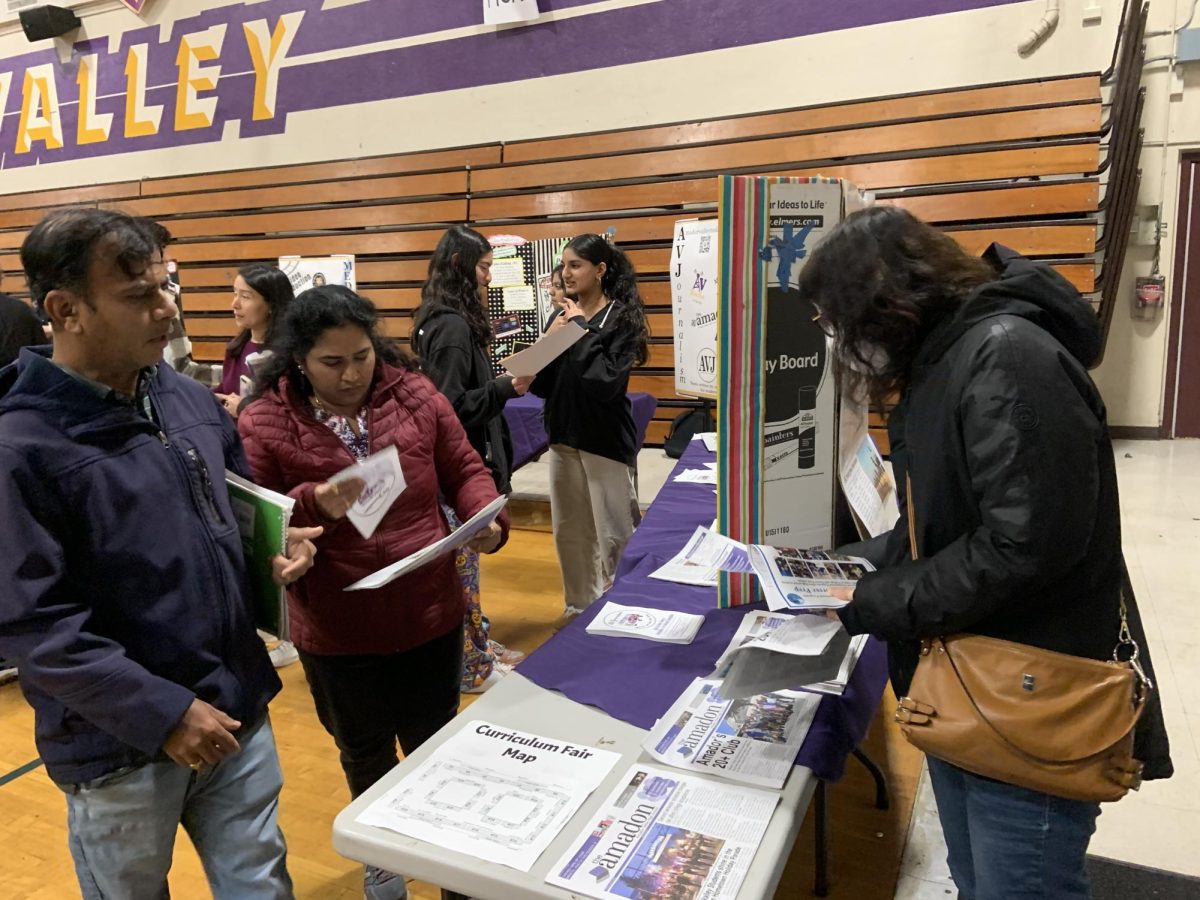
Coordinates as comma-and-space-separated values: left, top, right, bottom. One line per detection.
486, 236, 572, 376
670, 218, 719, 399
278, 254, 356, 295
716, 176, 867, 607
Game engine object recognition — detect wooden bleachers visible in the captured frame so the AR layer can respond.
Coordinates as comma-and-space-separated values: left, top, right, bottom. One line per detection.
0, 6, 1147, 451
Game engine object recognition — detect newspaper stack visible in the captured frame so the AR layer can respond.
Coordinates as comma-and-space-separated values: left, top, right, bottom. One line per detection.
712, 611, 867, 699
585, 603, 706, 644
642, 677, 822, 789
546, 764, 778, 900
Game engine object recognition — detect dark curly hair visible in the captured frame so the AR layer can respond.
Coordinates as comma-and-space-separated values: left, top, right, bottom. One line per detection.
249, 285, 413, 402
565, 233, 650, 366
796, 206, 996, 405
414, 225, 493, 351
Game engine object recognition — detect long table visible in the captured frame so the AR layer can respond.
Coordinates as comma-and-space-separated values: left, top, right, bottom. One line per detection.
518, 437, 888, 783
504, 392, 659, 470
333, 436, 889, 898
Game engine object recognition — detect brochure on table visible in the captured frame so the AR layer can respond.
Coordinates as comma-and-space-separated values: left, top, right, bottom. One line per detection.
356, 721, 618, 872
546, 763, 778, 900
585, 603, 705, 644
671, 218, 719, 399
329, 445, 406, 539
642, 677, 821, 789
344, 495, 507, 591
224, 472, 293, 639
648, 526, 753, 588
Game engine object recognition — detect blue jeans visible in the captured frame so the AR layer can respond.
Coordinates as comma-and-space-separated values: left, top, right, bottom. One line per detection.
926, 756, 1100, 900
63, 716, 292, 899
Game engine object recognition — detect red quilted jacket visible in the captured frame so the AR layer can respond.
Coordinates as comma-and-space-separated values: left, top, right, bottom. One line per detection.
238, 363, 507, 656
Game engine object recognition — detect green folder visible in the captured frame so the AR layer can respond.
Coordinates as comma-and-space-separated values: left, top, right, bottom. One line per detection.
225, 471, 295, 641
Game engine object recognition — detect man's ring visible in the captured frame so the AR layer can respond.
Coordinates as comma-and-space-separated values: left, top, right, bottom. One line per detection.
189, 761, 202, 770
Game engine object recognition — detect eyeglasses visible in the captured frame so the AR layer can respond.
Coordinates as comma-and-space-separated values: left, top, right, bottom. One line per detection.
811, 309, 836, 339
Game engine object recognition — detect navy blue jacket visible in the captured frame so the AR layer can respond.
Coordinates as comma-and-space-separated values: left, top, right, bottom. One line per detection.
0, 349, 280, 786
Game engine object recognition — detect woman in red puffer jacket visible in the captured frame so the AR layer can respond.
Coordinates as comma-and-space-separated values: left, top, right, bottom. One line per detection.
238, 286, 507, 813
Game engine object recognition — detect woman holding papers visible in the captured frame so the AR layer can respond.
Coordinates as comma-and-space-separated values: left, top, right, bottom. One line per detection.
532, 234, 649, 615
239, 285, 507, 900
797, 207, 1171, 900
413, 225, 532, 693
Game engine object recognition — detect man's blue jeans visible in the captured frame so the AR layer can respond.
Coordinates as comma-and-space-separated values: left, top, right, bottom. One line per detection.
927, 756, 1101, 900
62, 716, 292, 899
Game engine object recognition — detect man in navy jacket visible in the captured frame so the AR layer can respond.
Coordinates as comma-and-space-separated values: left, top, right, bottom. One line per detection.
0, 209, 319, 898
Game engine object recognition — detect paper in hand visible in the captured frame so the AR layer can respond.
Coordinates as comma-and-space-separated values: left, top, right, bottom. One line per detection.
499, 320, 586, 377
330, 445, 406, 539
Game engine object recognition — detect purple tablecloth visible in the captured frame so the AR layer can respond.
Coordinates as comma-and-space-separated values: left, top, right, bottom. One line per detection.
519, 439, 889, 783
503, 392, 659, 471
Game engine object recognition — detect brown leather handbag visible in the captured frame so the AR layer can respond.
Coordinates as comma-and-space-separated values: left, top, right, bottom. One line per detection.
893, 476, 1150, 803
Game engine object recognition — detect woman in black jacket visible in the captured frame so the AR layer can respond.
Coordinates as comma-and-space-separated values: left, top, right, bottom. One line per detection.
531, 234, 650, 614
413, 225, 531, 693
798, 207, 1171, 900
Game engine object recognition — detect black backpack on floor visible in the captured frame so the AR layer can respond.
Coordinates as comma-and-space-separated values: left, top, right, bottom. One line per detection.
664, 407, 714, 459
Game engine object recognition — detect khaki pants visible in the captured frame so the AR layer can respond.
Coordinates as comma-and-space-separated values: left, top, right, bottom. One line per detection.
548, 444, 640, 610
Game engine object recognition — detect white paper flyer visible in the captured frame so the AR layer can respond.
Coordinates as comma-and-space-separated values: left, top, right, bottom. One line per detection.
649, 527, 753, 588
748, 546, 873, 611
356, 721, 618, 872
642, 678, 820, 789
330, 445, 406, 539
344, 495, 506, 590
585, 603, 705, 644
546, 764, 778, 900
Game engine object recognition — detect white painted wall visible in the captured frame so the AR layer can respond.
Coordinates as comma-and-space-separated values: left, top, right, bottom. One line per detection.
1, 0, 1194, 428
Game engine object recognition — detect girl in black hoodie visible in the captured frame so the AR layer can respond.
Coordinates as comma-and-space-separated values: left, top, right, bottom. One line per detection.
414, 225, 532, 693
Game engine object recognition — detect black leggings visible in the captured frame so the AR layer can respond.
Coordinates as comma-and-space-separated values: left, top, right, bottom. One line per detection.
298, 625, 463, 798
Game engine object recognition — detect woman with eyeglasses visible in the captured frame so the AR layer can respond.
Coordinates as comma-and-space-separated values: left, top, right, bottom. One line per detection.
798, 206, 1171, 900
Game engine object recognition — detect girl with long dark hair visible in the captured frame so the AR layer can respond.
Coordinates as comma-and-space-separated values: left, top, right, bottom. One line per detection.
239, 286, 507, 900
215, 263, 294, 416
532, 233, 650, 614
798, 206, 1171, 899
413, 225, 531, 693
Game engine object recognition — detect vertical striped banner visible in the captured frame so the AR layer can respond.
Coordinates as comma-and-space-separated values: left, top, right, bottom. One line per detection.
717, 175, 770, 608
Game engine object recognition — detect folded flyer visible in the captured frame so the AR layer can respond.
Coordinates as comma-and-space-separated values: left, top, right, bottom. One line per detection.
642, 678, 821, 789
748, 546, 873, 610
585, 603, 705, 644
649, 527, 753, 588
545, 763, 778, 900
344, 495, 507, 591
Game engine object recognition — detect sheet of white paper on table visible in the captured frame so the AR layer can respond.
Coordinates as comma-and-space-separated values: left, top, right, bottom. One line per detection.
499, 321, 586, 377
648, 526, 752, 587
692, 431, 718, 452
673, 468, 718, 484
585, 602, 705, 644
356, 720, 618, 872
329, 445, 405, 539
344, 495, 507, 590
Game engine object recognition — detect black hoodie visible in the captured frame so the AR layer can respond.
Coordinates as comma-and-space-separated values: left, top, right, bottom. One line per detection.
413, 304, 517, 493
839, 245, 1172, 781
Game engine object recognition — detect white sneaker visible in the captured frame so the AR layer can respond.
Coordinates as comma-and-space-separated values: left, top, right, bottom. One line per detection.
268, 641, 299, 668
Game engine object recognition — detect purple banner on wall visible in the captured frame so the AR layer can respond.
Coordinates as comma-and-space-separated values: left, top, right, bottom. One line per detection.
0, 0, 1024, 173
